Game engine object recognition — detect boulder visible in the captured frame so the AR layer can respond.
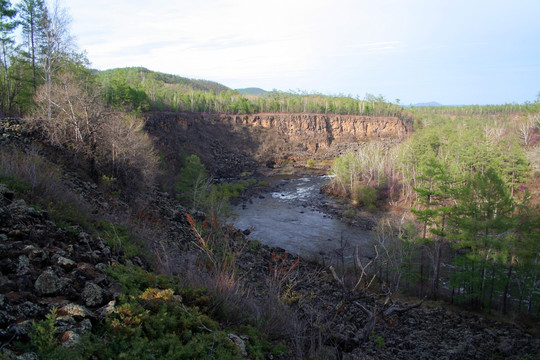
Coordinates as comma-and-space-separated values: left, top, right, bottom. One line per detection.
227, 333, 248, 357
55, 256, 76, 270
34, 270, 64, 295
60, 330, 80, 348
17, 302, 42, 318
81, 282, 103, 307
58, 303, 94, 319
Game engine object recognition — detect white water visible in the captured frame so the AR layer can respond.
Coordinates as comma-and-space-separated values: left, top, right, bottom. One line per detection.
230, 175, 374, 264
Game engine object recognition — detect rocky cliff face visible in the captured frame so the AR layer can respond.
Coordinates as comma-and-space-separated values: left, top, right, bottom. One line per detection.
212, 113, 410, 153
144, 112, 411, 176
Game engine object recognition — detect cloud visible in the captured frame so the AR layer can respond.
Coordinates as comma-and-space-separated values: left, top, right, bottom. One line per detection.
347, 41, 405, 55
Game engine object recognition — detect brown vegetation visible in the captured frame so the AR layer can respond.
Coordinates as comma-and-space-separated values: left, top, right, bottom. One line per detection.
31, 71, 158, 194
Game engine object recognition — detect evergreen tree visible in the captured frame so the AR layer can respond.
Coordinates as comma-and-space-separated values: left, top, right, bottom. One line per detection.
411, 156, 454, 298
16, 0, 46, 90
0, 0, 18, 115
449, 168, 515, 308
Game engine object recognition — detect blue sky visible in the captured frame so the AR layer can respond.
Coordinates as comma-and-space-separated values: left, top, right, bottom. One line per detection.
60, 0, 539, 105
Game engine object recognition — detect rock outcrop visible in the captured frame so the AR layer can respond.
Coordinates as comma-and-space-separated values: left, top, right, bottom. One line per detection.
214, 113, 410, 151
144, 112, 411, 177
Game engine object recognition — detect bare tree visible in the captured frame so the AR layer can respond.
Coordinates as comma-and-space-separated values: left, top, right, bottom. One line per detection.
99, 112, 158, 188
33, 70, 157, 190
34, 71, 101, 147
38, 0, 75, 122
519, 113, 539, 146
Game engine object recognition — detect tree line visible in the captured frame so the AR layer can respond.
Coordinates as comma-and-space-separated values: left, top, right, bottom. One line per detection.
97, 68, 415, 122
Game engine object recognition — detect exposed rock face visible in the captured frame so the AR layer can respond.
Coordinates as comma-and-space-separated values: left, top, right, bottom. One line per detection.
144, 112, 412, 177
215, 113, 410, 150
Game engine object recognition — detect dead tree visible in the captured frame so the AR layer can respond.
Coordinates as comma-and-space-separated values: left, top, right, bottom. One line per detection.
329, 245, 424, 351
353, 291, 425, 342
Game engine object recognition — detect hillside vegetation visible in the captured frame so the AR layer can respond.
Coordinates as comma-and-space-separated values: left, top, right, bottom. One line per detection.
327, 109, 540, 312
1, 1, 540, 359
94, 69, 413, 122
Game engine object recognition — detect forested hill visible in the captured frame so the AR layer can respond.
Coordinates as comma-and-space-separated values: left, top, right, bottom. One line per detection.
236, 87, 269, 96
94, 67, 414, 122
95, 67, 231, 93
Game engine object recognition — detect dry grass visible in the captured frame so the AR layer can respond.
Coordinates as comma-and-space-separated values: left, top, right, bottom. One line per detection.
0, 146, 92, 220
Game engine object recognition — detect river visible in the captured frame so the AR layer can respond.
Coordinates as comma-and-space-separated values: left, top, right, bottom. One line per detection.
230, 174, 375, 265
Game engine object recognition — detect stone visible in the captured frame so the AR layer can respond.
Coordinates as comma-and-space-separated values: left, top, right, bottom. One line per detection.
34, 270, 64, 295
96, 300, 115, 320
17, 353, 39, 360
16, 255, 31, 276
54, 316, 76, 333
228, 333, 247, 357
56, 256, 76, 270
17, 301, 41, 318
23, 245, 45, 262
58, 303, 94, 319
0, 310, 16, 327
7, 199, 27, 214
75, 263, 96, 280
76, 318, 92, 334
497, 339, 514, 355
95, 263, 107, 272
60, 330, 80, 348
7, 319, 32, 340
82, 282, 103, 307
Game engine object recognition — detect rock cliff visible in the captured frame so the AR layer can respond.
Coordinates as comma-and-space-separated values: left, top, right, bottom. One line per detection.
213, 113, 410, 151
144, 112, 412, 176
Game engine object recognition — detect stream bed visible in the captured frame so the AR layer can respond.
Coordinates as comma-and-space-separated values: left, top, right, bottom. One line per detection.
230, 175, 375, 264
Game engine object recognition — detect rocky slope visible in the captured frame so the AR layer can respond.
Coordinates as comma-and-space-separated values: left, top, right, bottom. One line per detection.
144, 112, 411, 176
0, 182, 118, 349
2, 175, 539, 359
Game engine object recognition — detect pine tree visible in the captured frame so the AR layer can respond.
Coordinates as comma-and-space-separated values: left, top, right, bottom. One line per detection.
449, 168, 515, 308
16, 0, 46, 90
0, 0, 18, 114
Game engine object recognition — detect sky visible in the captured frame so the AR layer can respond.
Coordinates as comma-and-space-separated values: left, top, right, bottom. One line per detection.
50, 0, 540, 105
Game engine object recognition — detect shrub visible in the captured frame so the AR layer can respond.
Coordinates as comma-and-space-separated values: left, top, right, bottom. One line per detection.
98, 220, 146, 259
31, 71, 158, 196
28, 307, 59, 354
355, 185, 378, 210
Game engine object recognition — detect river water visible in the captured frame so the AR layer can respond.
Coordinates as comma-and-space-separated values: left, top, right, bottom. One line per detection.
230, 175, 375, 265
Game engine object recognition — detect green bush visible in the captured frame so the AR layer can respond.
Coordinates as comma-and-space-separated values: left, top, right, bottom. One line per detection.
74, 265, 277, 359
355, 185, 378, 211
28, 307, 59, 354
98, 221, 145, 258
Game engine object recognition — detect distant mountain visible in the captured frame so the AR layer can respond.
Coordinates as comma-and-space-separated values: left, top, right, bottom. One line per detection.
96, 67, 231, 94
412, 101, 443, 107
236, 87, 268, 96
